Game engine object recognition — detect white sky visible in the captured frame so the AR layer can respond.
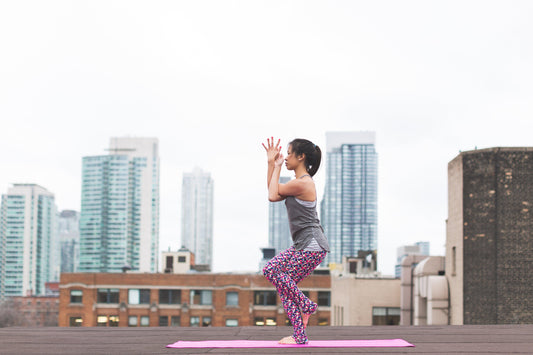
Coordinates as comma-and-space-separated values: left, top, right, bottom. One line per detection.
1, 1, 532, 275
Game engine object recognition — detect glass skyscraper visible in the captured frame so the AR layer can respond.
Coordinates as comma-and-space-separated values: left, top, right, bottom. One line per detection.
58, 210, 80, 273
268, 176, 291, 254
181, 167, 213, 267
79, 137, 160, 273
0, 184, 57, 299
321, 131, 378, 266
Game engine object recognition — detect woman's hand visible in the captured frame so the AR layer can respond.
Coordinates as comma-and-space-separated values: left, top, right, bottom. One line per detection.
274, 152, 284, 167
262, 137, 281, 164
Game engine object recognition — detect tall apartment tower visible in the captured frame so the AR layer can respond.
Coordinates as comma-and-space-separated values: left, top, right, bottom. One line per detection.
447, 147, 533, 324
79, 137, 160, 273
269, 176, 291, 254
181, 167, 214, 267
0, 184, 57, 298
58, 210, 80, 273
321, 131, 378, 266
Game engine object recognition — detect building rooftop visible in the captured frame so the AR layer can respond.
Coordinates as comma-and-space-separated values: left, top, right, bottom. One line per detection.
0, 324, 531, 354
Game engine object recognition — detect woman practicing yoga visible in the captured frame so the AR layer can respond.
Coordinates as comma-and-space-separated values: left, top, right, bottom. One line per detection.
262, 137, 330, 345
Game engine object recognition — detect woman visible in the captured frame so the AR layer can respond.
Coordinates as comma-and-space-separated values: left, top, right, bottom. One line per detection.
261, 137, 330, 345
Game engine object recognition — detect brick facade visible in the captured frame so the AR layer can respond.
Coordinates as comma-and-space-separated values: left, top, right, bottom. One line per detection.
58, 272, 331, 327
10, 296, 59, 326
457, 148, 533, 324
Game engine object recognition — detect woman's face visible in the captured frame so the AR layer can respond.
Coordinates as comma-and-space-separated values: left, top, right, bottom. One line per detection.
284, 144, 302, 171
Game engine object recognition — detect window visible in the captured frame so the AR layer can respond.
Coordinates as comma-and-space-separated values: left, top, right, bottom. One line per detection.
225, 319, 238, 327
190, 290, 212, 305
109, 315, 119, 326
318, 318, 329, 326
372, 307, 400, 325
128, 289, 150, 305
452, 246, 457, 276
254, 317, 277, 326
97, 315, 108, 326
178, 256, 186, 263
318, 291, 331, 306
166, 256, 173, 269
254, 291, 277, 306
97, 289, 119, 304
226, 292, 239, 306
128, 316, 138, 327
349, 261, 357, 274
97, 315, 119, 326
140, 316, 150, 327
159, 316, 169, 326
69, 317, 82, 327
70, 290, 82, 303
159, 289, 181, 304
190, 316, 200, 327
202, 317, 211, 327
170, 316, 181, 326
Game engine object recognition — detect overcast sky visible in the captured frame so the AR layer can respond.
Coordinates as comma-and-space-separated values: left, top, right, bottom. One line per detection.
1, 1, 532, 275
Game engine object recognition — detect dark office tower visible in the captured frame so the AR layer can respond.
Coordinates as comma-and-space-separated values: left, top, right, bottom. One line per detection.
268, 176, 291, 254
321, 132, 378, 266
447, 147, 533, 325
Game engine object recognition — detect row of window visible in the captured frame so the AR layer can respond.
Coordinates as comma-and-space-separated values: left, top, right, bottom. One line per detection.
71, 289, 331, 307
69, 315, 331, 327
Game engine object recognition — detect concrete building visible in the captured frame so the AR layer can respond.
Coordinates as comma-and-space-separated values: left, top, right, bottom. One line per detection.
447, 147, 533, 324
399, 255, 448, 326
0, 184, 57, 298
331, 255, 400, 326
181, 167, 214, 268
268, 176, 291, 255
321, 131, 378, 266
79, 137, 160, 273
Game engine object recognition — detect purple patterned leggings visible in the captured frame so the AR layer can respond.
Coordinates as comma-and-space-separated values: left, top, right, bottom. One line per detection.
262, 246, 327, 344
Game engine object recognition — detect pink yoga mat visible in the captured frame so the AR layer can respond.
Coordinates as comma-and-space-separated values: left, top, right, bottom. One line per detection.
167, 339, 414, 348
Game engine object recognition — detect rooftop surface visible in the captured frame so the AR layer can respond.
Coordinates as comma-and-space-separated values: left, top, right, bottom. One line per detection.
0, 324, 531, 354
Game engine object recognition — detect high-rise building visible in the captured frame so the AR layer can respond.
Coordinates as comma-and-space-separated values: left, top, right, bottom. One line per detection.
0, 184, 57, 298
181, 167, 213, 267
447, 147, 533, 324
415, 241, 430, 256
58, 210, 80, 273
394, 242, 430, 278
268, 176, 291, 255
321, 131, 378, 266
79, 137, 160, 273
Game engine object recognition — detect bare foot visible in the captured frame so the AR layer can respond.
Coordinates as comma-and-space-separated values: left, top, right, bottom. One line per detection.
278, 336, 297, 344
302, 312, 310, 328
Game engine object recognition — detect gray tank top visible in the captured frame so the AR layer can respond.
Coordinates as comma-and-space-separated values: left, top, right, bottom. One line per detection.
285, 194, 330, 252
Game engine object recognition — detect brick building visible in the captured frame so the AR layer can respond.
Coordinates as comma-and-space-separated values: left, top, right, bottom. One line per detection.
9, 295, 59, 326
447, 147, 533, 324
58, 272, 331, 327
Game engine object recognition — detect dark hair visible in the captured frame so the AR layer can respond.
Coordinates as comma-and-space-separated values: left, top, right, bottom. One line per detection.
289, 138, 322, 177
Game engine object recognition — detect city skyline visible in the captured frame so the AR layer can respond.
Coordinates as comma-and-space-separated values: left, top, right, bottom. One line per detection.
2, 1, 533, 275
